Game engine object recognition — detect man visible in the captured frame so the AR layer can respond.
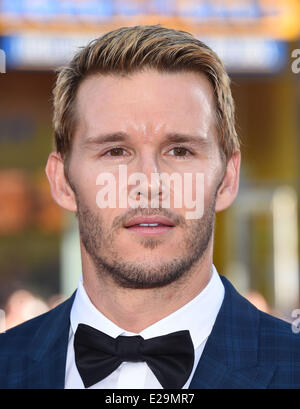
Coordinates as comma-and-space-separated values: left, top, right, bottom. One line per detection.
0, 25, 299, 389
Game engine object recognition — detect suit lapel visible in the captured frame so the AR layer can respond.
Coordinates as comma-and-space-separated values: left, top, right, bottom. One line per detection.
23, 293, 75, 389
189, 276, 276, 389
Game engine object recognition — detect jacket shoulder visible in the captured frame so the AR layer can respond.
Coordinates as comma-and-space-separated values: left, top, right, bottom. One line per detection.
219, 275, 300, 388
221, 275, 300, 352
258, 308, 300, 360
0, 294, 74, 357
257, 310, 300, 388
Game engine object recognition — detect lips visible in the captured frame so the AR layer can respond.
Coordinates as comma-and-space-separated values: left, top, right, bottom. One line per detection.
124, 215, 175, 228
124, 215, 176, 236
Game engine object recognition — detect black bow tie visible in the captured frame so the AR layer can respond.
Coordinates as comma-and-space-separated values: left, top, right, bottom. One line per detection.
74, 323, 195, 389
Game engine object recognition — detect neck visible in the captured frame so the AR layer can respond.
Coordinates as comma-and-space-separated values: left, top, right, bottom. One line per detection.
81, 249, 214, 334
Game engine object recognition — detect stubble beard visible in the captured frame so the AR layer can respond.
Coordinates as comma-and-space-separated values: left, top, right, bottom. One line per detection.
75, 194, 217, 290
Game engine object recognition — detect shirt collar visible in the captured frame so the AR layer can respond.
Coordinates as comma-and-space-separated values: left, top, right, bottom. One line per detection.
70, 265, 224, 349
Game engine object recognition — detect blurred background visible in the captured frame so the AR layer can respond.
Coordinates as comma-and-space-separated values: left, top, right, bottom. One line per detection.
0, 0, 299, 330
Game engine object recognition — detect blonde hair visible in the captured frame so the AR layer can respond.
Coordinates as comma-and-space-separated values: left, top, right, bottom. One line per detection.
53, 24, 239, 162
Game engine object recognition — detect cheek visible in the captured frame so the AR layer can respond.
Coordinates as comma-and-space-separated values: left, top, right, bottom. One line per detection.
72, 164, 109, 209
80, 180, 99, 209
201, 167, 223, 212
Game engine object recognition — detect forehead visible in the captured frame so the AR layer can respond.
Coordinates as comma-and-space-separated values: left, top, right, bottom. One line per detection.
74, 69, 216, 141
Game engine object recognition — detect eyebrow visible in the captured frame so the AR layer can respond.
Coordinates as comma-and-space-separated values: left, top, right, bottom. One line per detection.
82, 132, 127, 146
82, 131, 209, 147
164, 133, 209, 145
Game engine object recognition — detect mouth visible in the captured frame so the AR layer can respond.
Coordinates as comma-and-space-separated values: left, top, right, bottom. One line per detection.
124, 215, 176, 236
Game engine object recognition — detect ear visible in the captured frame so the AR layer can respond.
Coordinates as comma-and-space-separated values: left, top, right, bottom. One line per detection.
215, 150, 241, 213
45, 152, 77, 212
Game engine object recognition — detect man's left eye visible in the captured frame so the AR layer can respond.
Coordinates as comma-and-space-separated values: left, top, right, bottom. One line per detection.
169, 147, 191, 157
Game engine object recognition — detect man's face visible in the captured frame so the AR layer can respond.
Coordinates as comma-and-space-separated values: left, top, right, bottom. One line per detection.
67, 69, 225, 288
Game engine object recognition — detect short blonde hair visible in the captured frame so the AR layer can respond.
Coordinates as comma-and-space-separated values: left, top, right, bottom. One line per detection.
53, 24, 239, 162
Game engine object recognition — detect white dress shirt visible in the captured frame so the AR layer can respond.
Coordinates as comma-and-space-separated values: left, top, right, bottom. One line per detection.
64, 265, 224, 389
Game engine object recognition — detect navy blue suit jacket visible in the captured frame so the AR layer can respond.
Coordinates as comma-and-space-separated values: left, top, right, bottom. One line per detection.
0, 275, 300, 389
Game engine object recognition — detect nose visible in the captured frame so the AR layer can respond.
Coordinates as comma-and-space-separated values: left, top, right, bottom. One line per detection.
128, 152, 162, 208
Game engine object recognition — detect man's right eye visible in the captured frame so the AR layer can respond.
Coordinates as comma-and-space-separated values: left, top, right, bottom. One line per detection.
105, 147, 127, 156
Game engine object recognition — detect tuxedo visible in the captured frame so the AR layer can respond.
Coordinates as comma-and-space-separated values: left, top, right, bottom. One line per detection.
65, 266, 224, 388
0, 275, 300, 389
